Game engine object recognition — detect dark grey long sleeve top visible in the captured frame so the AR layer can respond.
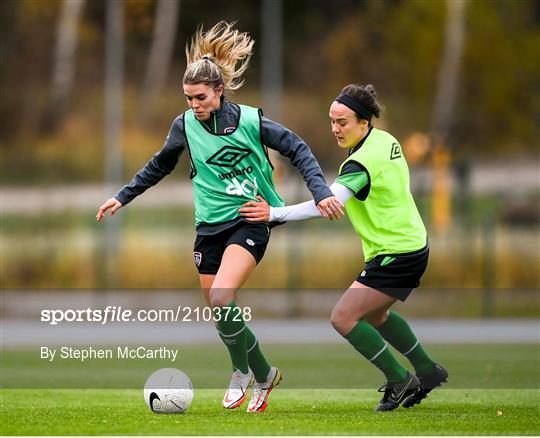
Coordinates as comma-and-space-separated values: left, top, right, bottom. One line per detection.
114, 99, 333, 234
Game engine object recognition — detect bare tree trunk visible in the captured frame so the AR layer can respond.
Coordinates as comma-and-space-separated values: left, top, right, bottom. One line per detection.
42, 0, 85, 133
261, 0, 283, 122
138, 0, 180, 124
430, 0, 467, 232
431, 0, 467, 144
101, 0, 124, 289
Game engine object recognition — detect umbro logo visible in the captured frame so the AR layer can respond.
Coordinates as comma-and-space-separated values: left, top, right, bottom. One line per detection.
390, 143, 402, 160
206, 146, 252, 168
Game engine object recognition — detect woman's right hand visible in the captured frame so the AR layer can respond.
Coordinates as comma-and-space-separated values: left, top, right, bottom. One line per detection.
96, 198, 123, 221
239, 196, 270, 222
316, 196, 344, 220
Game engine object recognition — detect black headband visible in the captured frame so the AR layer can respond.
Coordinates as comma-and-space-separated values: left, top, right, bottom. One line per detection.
335, 94, 373, 121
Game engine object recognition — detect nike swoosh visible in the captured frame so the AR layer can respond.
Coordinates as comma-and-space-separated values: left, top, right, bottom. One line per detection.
224, 390, 245, 405
149, 392, 160, 412
393, 377, 413, 401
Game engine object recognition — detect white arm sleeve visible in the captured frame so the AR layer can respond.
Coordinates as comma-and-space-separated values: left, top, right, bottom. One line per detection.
269, 182, 354, 222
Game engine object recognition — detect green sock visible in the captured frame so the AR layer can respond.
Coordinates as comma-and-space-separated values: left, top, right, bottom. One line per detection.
376, 311, 436, 376
245, 325, 271, 383
345, 320, 408, 383
216, 302, 249, 374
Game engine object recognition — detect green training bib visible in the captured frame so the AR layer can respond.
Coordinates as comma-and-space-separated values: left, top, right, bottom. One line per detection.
184, 104, 284, 227
338, 128, 427, 261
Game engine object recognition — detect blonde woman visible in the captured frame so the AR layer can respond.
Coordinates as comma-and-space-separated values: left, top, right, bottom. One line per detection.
97, 22, 342, 413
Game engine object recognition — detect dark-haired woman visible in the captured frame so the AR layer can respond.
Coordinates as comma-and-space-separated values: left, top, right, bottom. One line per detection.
96, 22, 343, 413
240, 84, 448, 412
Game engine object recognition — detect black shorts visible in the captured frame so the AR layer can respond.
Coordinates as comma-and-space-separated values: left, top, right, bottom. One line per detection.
193, 222, 271, 275
356, 245, 429, 301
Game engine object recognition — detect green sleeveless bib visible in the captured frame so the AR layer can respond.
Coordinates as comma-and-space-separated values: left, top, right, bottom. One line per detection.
184, 104, 284, 227
339, 128, 427, 261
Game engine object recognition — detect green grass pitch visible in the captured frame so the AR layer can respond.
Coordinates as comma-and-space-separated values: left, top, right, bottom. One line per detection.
1, 344, 539, 435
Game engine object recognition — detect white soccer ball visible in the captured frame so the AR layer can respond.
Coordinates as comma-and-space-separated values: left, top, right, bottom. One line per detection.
143, 368, 194, 414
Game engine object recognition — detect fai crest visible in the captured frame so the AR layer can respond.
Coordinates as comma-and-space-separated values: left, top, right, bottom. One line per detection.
193, 251, 202, 267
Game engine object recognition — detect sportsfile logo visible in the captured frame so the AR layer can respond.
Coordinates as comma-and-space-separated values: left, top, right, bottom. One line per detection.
40, 306, 252, 324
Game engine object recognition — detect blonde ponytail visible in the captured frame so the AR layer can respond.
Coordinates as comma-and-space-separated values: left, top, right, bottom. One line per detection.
183, 21, 254, 92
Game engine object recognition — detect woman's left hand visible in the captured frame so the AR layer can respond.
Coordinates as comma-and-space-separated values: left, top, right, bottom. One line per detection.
239, 196, 270, 222
317, 196, 345, 220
